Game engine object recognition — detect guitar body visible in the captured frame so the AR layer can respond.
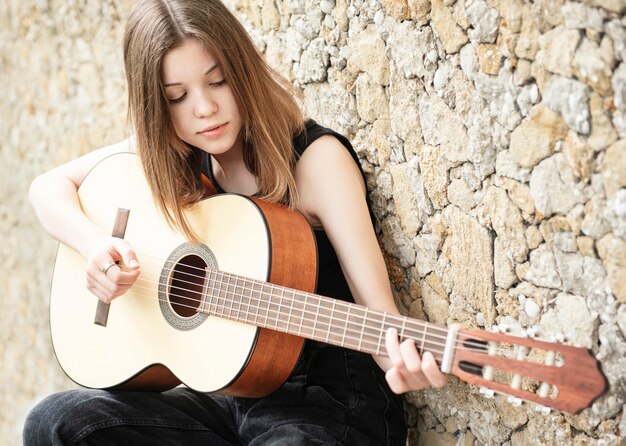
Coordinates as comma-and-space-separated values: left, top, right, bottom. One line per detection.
50, 152, 314, 396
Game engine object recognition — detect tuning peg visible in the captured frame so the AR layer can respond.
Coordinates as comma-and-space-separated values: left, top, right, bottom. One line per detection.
526, 326, 539, 338
479, 387, 495, 398
507, 396, 523, 407
549, 333, 565, 343
534, 405, 551, 415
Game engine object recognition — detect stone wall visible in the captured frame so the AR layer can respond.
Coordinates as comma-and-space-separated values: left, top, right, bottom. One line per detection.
1, 0, 624, 445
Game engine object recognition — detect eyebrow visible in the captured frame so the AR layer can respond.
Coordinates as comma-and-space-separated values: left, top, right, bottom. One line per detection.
163, 64, 219, 87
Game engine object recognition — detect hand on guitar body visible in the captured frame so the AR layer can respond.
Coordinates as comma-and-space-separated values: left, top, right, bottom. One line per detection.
84, 235, 140, 304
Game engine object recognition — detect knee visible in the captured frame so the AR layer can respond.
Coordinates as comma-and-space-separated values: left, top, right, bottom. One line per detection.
23, 390, 91, 446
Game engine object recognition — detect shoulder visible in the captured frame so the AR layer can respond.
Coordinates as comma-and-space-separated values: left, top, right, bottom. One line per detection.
44, 137, 136, 188
293, 119, 354, 158
296, 133, 362, 179
295, 129, 366, 227
293, 120, 361, 178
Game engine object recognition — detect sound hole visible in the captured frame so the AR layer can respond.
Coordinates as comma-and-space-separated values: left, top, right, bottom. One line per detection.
169, 254, 207, 318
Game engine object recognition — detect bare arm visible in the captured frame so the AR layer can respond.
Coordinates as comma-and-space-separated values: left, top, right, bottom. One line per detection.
29, 138, 140, 302
295, 135, 447, 393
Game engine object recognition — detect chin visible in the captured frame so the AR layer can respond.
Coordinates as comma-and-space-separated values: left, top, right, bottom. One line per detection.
196, 140, 236, 156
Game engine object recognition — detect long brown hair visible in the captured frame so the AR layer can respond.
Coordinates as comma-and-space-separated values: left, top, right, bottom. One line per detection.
123, 0, 304, 241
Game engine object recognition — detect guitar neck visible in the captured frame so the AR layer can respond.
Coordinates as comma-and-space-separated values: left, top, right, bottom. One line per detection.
200, 269, 449, 362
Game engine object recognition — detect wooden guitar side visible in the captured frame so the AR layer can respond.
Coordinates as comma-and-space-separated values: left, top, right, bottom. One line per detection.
219, 197, 315, 397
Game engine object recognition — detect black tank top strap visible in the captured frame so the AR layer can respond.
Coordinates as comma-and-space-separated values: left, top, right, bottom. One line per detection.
294, 120, 363, 177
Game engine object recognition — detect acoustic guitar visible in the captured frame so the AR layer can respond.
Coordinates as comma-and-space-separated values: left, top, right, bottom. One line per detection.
49, 152, 606, 414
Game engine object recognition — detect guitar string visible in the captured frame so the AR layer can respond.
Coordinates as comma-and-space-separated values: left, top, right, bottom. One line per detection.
103, 252, 530, 356
121, 259, 507, 357
133, 254, 458, 338
131, 258, 492, 354
134, 255, 452, 337
130, 257, 522, 356
120, 278, 497, 362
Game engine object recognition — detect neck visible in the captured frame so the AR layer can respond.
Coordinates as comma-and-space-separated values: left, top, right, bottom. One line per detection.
211, 140, 258, 195
198, 268, 451, 364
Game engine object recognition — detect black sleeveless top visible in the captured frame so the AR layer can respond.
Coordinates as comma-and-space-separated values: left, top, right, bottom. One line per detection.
200, 119, 371, 304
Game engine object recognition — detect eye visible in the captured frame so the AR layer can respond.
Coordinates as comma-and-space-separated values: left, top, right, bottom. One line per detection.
210, 80, 226, 87
168, 93, 186, 104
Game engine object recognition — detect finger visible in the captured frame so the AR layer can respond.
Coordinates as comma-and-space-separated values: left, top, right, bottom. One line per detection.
106, 266, 141, 286
89, 264, 127, 297
86, 278, 115, 304
112, 238, 139, 269
385, 367, 409, 394
386, 329, 427, 392
385, 328, 404, 367
397, 339, 437, 390
421, 351, 448, 388
399, 338, 422, 375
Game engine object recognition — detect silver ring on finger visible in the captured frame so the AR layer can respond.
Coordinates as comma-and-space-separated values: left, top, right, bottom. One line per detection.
101, 260, 117, 276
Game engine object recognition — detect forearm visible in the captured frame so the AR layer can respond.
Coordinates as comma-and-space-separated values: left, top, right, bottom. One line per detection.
29, 173, 105, 258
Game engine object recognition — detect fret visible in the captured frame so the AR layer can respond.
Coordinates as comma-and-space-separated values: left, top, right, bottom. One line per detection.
215, 271, 224, 318
420, 321, 428, 355
341, 305, 350, 348
301, 295, 315, 339
247, 277, 256, 325
400, 317, 407, 341
252, 281, 261, 326
226, 274, 234, 319
312, 295, 320, 340
286, 288, 294, 333
262, 282, 270, 329
358, 307, 369, 351
200, 268, 210, 315
325, 299, 336, 343
240, 276, 251, 325
208, 270, 215, 315
346, 305, 364, 350
297, 293, 305, 337
278, 285, 284, 331
236, 276, 243, 320
202, 269, 210, 315
233, 276, 242, 321
269, 283, 280, 330
376, 312, 387, 355
261, 282, 271, 328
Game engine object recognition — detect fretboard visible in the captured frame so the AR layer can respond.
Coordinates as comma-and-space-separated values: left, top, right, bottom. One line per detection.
199, 269, 449, 362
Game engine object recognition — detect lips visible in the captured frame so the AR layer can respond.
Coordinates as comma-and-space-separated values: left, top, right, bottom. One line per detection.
198, 123, 226, 134
196, 122, 228, 141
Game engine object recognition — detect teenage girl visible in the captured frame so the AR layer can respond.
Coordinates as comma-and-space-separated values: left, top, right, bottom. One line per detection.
25, 1, 446, 444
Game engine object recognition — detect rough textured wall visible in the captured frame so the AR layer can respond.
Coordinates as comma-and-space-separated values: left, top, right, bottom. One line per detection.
0, 0, 134, 443
1, 0, 625, 445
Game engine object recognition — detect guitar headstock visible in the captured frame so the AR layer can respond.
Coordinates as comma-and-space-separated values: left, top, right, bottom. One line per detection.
450, 327, 607, 414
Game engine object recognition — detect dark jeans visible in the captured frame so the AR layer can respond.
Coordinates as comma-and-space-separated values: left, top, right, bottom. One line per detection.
24, 342, 407, 445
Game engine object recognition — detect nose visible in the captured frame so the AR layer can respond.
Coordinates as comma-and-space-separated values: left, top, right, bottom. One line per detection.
193, 90, 218, 118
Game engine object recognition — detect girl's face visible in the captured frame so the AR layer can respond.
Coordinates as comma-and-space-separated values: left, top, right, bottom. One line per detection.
162, 39, 244, 157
